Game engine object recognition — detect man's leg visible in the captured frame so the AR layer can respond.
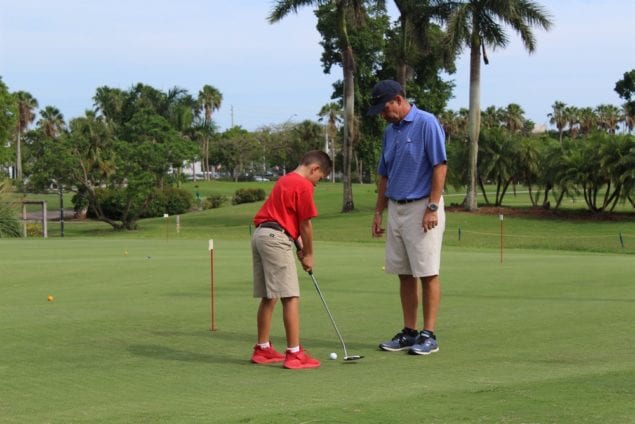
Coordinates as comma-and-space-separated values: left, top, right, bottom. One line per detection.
399, 274, 420, 330
421, 275, 441, 332
257, 297, 277, 344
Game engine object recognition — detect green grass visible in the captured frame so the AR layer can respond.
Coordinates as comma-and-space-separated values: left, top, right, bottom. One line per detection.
35, 181, 635, 254
1, 239, 633, 423
2, 181, 634, 422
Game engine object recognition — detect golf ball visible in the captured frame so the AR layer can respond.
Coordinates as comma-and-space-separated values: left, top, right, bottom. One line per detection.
329, 352, 337, 360
47, 295, 54, 302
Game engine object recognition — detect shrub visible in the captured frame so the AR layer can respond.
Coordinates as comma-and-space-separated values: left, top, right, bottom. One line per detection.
0, 179, 20, 238
89, 187, 194, 220
88, 188, 124, 220
26, 223, 43, 237
143, 187, 194, 218
232, 188, 266, 205
202, 193, 228, 209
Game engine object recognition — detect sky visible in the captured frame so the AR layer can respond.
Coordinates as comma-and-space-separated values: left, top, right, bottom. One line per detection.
1, 0, 634, 132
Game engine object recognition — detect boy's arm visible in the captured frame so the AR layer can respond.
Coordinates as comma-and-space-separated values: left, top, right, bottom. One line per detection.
298, 219, 313, 272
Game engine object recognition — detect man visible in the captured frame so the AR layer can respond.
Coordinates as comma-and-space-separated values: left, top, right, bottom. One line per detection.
369, 80, 447, 356
250, 150, 332, 369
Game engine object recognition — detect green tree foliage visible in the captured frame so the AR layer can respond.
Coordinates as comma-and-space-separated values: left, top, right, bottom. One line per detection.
28, 85, 200, 230
444, 0, 553, 211
197, 85, 222, 179
13, 91, 39, 182
211, 126, 262, 181
0, 178, 20, 237
615, 69, 635, 120
0, 78, 17, 171
478, 127, 519, 206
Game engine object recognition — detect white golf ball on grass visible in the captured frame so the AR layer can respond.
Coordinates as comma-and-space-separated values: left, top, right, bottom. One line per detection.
329, 352, 338, 360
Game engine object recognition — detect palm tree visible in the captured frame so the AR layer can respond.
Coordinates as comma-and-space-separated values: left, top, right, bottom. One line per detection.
445, 0, 553, 211
269, 0, 365, 212
438, 109, 460, 143
622, 103, 634, 134
392, 0, 452, 89
93, 86, 125, 125
14, 91, 39, 181
197, 85, 222, 180
318, 102, 343, 182
595, 104, 620, 134
37, 106, 66, 138
564, 105, 579, 139
548, 100, 567, 143
503, 103, 525, 134
481, 105, 501, 129
578, 107, 597, 135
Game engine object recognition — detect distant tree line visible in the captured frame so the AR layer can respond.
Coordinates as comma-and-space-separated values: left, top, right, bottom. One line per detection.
1, 1, 634, 230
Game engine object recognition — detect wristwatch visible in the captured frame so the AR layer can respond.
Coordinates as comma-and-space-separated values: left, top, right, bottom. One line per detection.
427, 202, 439, 212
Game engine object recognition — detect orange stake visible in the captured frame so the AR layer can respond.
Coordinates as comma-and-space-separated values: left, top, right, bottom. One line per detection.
209, 239, 216, 331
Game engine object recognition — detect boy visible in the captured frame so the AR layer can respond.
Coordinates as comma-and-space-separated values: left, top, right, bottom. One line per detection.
250, 150, 332, 370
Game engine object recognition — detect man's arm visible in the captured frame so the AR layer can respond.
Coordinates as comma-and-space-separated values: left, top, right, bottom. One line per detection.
372, 176, 388, 237
423, 163, 447, 232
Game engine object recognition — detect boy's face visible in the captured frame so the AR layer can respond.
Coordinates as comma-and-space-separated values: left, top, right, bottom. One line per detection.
308, 165, 327, 186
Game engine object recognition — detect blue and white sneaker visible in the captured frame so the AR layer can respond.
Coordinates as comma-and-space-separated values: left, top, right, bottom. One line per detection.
409, 332, 439, 355
379, 328, 418, 351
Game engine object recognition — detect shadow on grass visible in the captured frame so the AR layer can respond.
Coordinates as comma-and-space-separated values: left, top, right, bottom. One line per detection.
447, 293, 635, 303
128, 343, 249, 366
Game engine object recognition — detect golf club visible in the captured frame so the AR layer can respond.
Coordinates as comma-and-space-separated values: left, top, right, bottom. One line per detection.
307, 271, 363, 362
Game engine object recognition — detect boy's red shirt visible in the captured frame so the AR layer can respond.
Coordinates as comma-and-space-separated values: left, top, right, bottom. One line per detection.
253, 172, 317, 240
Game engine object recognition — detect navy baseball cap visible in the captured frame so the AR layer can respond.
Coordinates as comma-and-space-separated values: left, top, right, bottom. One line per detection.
367, 80, 403, 116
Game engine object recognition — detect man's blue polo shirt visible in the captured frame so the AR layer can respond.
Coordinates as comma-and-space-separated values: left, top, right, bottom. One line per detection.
377, 104, 447, 201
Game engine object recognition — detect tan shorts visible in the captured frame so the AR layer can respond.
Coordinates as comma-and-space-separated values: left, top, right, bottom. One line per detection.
385, 197, 445, 277
252, 226, 300, 298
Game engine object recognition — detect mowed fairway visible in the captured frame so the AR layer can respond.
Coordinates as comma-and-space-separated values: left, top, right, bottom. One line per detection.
1, 237, 633, 423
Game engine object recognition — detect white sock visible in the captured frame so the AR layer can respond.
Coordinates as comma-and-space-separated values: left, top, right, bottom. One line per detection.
257, 341, 270, 349
287, 345, 300, 353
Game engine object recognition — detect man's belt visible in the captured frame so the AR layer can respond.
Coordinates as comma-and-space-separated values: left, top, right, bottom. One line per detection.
393, 196, 426, 204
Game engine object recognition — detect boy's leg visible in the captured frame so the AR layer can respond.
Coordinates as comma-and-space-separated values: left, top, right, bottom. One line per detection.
281, 297, 300, 348
257, 298, 278, 343
281, 296, 320, 369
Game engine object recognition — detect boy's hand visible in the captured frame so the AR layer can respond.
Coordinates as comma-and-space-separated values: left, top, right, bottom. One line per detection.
300, 253, 313, 273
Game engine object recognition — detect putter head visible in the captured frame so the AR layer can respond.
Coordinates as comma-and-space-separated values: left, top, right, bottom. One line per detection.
344, 355, 363, 361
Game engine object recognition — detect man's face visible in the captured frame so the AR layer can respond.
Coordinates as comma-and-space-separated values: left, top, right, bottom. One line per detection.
379, 97, 401, 123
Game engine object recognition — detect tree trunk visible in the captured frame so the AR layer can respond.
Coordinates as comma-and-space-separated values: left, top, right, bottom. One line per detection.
341, 42, 355, 212
478, 177, 490, 205
16, 130, 22, 181
465, 28, 481, 211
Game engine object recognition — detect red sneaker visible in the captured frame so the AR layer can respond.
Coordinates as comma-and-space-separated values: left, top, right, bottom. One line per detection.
283, 347, 321, 370
251, 344, 286, 364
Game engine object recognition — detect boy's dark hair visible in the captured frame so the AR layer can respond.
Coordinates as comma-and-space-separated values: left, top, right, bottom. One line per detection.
300, 150, 332, 176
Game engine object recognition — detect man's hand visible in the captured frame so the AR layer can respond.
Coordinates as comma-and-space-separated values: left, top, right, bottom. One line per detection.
423, 210, 438, 232
372, 213, 385, 237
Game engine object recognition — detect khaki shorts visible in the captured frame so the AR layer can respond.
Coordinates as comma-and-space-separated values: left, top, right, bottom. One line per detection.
385, 197, 445, 277
252, 226, 300, 298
